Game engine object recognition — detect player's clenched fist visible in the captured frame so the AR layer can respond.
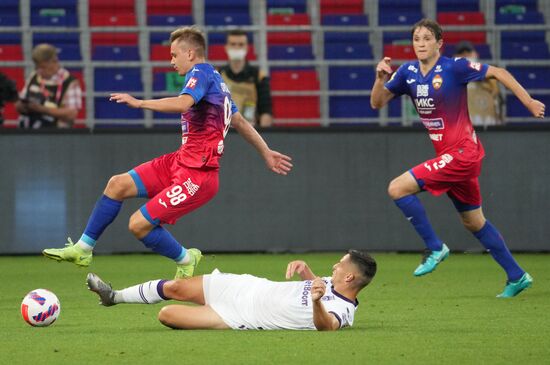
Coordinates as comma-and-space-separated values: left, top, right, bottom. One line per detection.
311, 277, 326, 302
528, 99, 545, 119
376, 57, 393, 79
110, 93, 143, 108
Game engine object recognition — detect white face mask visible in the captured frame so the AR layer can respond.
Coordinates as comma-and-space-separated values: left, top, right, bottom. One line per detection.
227, 48, 247, 61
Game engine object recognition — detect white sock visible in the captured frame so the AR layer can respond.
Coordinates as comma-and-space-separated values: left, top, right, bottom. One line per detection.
113, 280, 167, 304
176, 251, 191, 265
77, 240, 94, 252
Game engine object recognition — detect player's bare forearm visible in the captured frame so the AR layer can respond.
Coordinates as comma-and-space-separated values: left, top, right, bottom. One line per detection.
312, 300, 339, 331
371, 79, 392, 109
487, 66, 532, 107
231, 112, 270, 155
141, 96, 194, 114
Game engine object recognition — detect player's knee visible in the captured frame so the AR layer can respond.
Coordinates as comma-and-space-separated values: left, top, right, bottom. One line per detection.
105, 174, 128, 199
128, 212, 151, 239
387, 179, 403, 200
162, 280, 187, 300
158, 306, 177, 328
461, 216, 485, 232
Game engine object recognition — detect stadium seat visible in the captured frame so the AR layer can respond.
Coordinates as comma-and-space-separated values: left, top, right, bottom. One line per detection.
269, 45, 314, 60
92, 33, 140, 61
383, 45, 415, 60
31, 0, 78, 27
267, 14, 310, 26
496, 12, 544, 24
501, 31, 545, 43
33, 33, 81, 61
325, 32, 372, 60
506, 94, 550, 117
147, 0, 192, 26
268, 32, 311, 45
0, 0, 20, 26
207, 44, 257, 61
270, 70, 319, 91
95, 97, 144, 119
267, 0, 307, 14
204, 0, 250, 26
496, 0, 538, 12
437, 0, 479, 12
383, 32, 410, 45
437, 12, 485, 25
1, 67, 24, 121
379, 0, 423, 25
272, 96, 320, 119
0, 45, 23, 61
94, 68, 143, 92
329, 96, 378, 118
388, 96, 402, 118
445, 31, 486, 44
507, 66, 550, 89
501, 42, 550, 59
89, 0, 136, 26
329, 66, 375, 90
322, 14, 368, 25
320, 0, 364, 15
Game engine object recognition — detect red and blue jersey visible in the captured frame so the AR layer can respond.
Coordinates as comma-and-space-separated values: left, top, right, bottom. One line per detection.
385, 56, 488, 159
178, 63, 238, 169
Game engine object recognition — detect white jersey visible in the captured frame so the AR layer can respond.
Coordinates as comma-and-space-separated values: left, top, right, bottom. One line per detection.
203, 271, 358, 330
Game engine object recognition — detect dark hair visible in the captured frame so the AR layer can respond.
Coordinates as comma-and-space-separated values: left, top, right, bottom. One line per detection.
227, 29, 248, 38
454, 41, 476, 56
348, 250, 377, 289
411, 19, 443, 41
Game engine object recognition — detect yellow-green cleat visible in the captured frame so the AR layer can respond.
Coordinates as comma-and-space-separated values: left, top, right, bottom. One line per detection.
174, 248, 202, 279
42, 237, 93, 267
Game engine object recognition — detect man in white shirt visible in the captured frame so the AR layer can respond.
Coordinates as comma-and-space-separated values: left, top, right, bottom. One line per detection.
87, 250, 377, 331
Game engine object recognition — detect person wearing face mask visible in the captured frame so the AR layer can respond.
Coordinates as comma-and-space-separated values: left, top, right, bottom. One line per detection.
218, 29, 273, 127
15, 43, 82, 129
454, 41, 503, 126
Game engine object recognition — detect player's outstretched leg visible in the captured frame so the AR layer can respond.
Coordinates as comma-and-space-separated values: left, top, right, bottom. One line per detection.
43, 173, 135, 266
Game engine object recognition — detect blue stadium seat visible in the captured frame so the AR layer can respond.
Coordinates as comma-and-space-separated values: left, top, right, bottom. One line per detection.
92, 46, 140, 61
437, 0, 479, 11
267, 0, 307, 13
506, 94, 550, 117
501, 42, 550, 59
383, 32, 410, 44
329, 96, 379, 118
204, 0, 250, 25
33, 33, 81, 61
388, 96, 402, 118
0, 32, 21, 44
379, 0, 423, 25
268, 45, 314, 60
31, 0, 78, 27
153, 73, 166, 91
325, 33, 372, 60
322, 15, 368, 26
95, 98, 144, 119
496, 12, 544, 24
501, 31, 545, 43
0, 0, 20, 26
153, 111, 180, 120
147, 15, 193, 26
150, 32, 169, 45
205, 14, 251, 25
507, 67, 550, 89
94, 68, 143, 92
496, 0, 538, 12
329, 66, 375, 90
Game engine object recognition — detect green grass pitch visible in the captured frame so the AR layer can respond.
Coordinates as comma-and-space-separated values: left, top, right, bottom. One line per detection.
1, 252, 549, 364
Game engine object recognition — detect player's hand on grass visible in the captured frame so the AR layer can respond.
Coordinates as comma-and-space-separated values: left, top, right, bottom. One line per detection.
264, 150, 293, 176
528, 99, 545, 118
376, 57, 393, 79
311, 277, 326, 302
286, 260, 308, 279
109, 93, 142, 108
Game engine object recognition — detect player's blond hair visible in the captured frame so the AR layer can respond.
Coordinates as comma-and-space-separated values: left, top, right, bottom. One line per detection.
32, 44, 58, 64
170, 26, 206, 57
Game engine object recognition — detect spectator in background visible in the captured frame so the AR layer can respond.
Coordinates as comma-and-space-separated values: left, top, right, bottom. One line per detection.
454, 41, 503, 126
15, 43, 82, 129
219, 29, 273, 127
0, 71, 19, 125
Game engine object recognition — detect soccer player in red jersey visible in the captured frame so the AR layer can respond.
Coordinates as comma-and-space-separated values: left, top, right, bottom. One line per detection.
371, 19, 545, 297
43, 27, 293, 278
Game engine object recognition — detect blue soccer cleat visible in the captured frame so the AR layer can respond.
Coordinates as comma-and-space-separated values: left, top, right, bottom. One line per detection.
413, 244, 450, 276
497, 272, 533, 298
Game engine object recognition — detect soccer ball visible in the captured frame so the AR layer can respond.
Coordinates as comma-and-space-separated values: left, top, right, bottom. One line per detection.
21, 289, 61, 327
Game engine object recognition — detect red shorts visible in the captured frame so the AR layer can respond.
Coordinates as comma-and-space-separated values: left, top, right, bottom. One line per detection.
410, 150, 483, 209
129, 151, 219, 225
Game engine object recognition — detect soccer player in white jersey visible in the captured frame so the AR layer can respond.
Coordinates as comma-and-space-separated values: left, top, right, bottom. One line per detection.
87, 250, 377, 331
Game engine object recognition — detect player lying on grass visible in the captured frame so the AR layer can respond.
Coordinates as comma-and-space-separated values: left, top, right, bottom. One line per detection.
87, 250, 377, 331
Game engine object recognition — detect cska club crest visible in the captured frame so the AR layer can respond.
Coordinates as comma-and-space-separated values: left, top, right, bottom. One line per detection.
432, 74, 443, 90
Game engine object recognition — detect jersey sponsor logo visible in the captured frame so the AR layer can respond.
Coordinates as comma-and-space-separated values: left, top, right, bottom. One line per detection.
321, 295, 336, 302
220, 82, 231, 94
408, 65, 418, 73
185, 77, 198, 89
469, 61, 482, 71
406, 79, 416, 84
183, 178, 199, 196
217, 140, 224, 154
423, 153, 453, 172
417, 84, 429, 97
158, 198, 168, 208
434, 65, 442, 73
421, 117, 444, 130
429, 133, 443, 141
302, 281, 313, 306
415, 98, 435, 109
432, 74, 443, 90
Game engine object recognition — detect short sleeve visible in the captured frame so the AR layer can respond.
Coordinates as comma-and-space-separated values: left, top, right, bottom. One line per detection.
180, 69, 209, 103
322, 300, 355, 329
231, 98, 238, 114
452, 57, 489, 84
384, 64, 409, 97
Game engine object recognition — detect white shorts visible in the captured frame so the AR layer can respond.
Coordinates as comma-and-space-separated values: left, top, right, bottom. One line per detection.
202, 270, 268, 330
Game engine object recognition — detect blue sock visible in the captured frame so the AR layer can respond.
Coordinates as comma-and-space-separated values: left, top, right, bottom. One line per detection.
394, 195, 443, 251
79, 195, 123, 248
141, 226, 186, 262
474, 221, 524, 282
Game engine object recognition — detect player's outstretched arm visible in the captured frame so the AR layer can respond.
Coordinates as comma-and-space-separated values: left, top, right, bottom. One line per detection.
109, 93, 195, 114
311, 277, 340, 331
486, 66, 545, 118
371, 57, 396, 109
231, 112, 293, 176
285, 260, 316, 280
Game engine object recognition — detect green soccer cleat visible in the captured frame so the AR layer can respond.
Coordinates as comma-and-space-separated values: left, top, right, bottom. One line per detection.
413, 244, 450, 276
497, 272, 533, 298
42, 237, 93, 267
174, 248, 202, 279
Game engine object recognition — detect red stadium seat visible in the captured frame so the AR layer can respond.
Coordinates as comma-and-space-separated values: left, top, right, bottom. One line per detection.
267, 32, 311, 45
267, 14, 310, 26
437, 12, 485, 25
89, 0, 136, 26
270, 70, 319, 91
147, 0, 191, 15
1, 67, 24, 122
0, 45, 23, 61
445, 32, 486, 44
383, 44, 416, 60
207, 44, 257, 61
150, 44, 170, 61
92, 33, 138, 46
320, 0, 363, 15
272, 96, 320, 119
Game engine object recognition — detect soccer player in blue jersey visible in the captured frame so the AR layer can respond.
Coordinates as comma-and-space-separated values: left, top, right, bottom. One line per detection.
371, 19, 545, 297
43, 26, 293, 278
